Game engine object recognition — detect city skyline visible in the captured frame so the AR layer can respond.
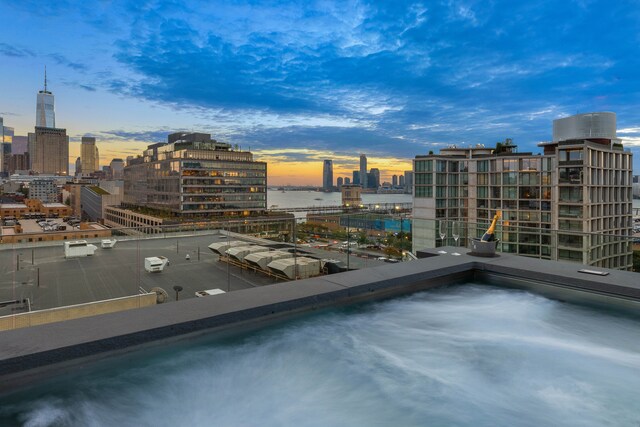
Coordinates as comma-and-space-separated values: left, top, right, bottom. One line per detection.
1, 1, 639, 185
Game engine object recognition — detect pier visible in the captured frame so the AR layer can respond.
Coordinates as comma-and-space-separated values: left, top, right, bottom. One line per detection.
269, 202, 412, 214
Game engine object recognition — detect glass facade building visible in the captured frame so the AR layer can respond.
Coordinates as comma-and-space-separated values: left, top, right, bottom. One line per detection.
359, 154, 368, 189
123, 133, 267, 217
36, 70, 55, 129
413, 113, 633, 270
322, 159, 333, 191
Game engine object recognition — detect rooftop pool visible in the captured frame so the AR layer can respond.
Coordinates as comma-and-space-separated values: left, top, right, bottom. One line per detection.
1, 283, 639, 426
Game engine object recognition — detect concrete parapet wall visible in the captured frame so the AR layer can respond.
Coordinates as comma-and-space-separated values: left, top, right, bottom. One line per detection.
0, 293, 157, 331
1, 248, 639, 394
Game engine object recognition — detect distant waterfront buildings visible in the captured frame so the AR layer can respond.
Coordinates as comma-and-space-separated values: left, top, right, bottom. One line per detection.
359, 154, 368, 190
369, 168, 380, 189
322, 159, 333, 191
412, 112, 633, 270
336, 176, 343, 189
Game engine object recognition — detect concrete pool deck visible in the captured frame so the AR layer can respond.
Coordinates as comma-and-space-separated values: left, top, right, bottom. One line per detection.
1, 247, 639, 393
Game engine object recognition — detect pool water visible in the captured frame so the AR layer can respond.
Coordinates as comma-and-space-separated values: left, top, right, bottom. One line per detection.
2, 284, 640, 427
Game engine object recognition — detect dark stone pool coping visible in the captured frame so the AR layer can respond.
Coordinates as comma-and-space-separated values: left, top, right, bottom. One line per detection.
1, 248, 639, 393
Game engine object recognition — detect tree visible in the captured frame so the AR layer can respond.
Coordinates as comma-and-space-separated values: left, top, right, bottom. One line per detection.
357, 231, 368, 246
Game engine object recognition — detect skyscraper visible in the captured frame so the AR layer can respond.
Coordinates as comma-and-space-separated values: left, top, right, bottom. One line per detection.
0, 117, 12, 175
81, 137, 99, 173
359, 154, 368, 189
369, 168, 380, 189
30, 127, 69, 175
322, 159, 333, 191
352, 170, 360, 185
337, 177, 343, 189
36, 68, 55, 128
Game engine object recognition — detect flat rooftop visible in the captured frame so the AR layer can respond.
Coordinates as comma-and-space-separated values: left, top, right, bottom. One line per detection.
0, 232, 386, 316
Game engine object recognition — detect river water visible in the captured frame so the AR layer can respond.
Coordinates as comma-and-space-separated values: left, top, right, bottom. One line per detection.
2, 284, 640, 426
269, 190, 639, 211
267, 189, 411, 209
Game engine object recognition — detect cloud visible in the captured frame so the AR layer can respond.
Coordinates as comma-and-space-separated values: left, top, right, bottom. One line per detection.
0, 43, 35, 58
105, 1, 640, 158
47, 53, 88, 72
98, 129, 173, 143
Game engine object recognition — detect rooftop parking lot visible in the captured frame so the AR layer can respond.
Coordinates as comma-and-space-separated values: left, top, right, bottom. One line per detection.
0, 232, 389, 315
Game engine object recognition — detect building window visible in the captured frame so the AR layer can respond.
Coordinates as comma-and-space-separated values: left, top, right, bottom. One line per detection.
503, 159, 518, 171
521, 158, 540, 171
559, 167, 582, 184
559, 205, 583, 218
559, 187, 583, 202
503, 172, 517, 185
558, 249, 583, 261
415, 186, 433, 198
415, 160, 433, 172
561, 149, 583, 162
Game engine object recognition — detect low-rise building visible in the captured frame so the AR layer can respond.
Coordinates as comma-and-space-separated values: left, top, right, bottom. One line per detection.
28, 179, 59, 203
0, 218, 110, 244
81, 185, 123, 223
0, 199, 72, 219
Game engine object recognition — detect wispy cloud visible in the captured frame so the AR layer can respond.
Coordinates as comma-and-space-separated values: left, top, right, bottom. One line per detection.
0, 43, 34, 58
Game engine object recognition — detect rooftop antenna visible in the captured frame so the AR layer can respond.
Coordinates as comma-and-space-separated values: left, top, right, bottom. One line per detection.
44, 65, 47, 92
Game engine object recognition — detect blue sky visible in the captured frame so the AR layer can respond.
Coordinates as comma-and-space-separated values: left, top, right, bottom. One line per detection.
1, 0, 639, 184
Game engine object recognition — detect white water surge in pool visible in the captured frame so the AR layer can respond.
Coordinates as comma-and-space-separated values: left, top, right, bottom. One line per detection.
2, 284, 640, 426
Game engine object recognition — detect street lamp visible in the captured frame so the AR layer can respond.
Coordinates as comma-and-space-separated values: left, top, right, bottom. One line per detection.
173, 285, 183, 301
346, 215, 350, 270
